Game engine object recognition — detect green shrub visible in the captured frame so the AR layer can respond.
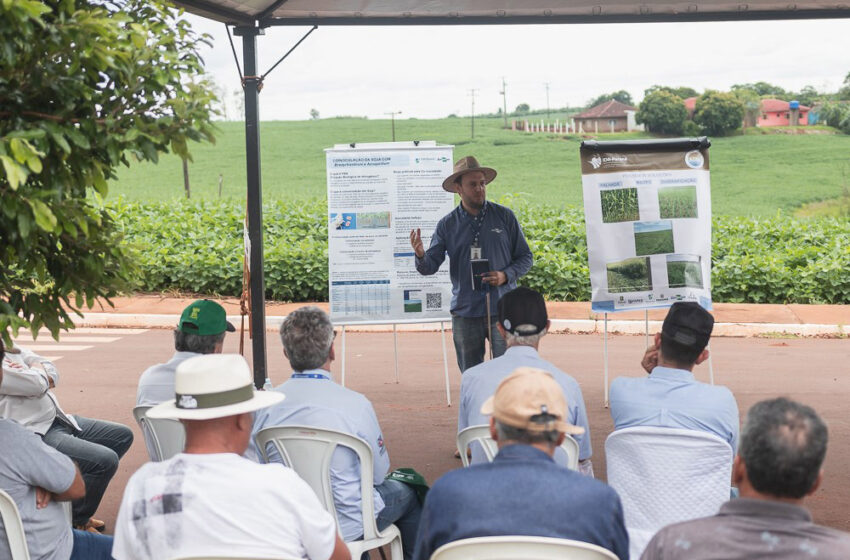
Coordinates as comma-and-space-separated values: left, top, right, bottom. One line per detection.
109, 200, 850, 304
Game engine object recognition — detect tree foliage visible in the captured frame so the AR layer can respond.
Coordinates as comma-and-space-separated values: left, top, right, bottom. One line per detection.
644, 85, 698, 100
731, 81, 787, 97
694, 91, 744, 136
636, 90, 687, 135
587, 90, 633, 108
514, 103, 530, 115
0, 0, 217, 343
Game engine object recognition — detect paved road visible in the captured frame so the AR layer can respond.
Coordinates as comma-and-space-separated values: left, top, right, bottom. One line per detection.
19, 328, 850, 534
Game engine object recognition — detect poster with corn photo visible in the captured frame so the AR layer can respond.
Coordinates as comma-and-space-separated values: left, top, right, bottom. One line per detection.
580, 138, 712, 313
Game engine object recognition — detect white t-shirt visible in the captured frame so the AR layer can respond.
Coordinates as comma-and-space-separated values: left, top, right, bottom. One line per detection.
112, 453, 337, 560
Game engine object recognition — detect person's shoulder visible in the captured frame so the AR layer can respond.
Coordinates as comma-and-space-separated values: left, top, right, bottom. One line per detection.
429, 465, 480, 498
696, 379, 738, 402
610, 375, 647, 393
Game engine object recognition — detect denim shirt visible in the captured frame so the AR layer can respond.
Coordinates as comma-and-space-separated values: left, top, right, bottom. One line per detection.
413, 444, 628, 560
415, 201, 533, 317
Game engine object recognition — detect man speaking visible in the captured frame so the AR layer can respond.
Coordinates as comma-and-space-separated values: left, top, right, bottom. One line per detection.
410, 156, 533, 373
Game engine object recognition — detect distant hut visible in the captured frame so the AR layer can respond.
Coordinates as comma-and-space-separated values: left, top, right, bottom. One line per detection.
573, 100, 638, 133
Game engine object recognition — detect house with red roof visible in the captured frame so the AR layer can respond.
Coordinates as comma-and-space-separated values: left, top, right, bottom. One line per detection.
758, 98, 810, 126
573, 99, 639, 133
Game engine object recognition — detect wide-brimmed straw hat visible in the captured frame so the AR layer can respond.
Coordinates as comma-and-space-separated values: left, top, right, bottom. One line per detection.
147, 354, 284, 421
441, 156, 497, 192
481, 367, 584, 435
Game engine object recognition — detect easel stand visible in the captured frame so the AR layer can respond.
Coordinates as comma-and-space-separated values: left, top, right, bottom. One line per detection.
602, 309, 715, 408
338, 318, 453, 405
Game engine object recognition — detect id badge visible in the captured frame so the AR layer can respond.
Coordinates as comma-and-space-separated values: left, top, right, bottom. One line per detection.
470, 246, 482, 260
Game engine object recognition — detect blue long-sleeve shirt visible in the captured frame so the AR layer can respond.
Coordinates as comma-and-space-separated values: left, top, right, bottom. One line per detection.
415, 201, 533, 317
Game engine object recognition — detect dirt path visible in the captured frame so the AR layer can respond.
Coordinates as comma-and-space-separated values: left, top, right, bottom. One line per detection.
44, 329, 850, 533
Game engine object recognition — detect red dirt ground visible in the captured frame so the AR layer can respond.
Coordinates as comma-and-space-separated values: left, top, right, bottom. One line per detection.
48, 329, 850, 534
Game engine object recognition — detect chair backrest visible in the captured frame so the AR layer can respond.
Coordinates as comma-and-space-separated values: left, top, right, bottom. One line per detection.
0, 489, 31, 560
457, 425, 580, 470
430, 535, 618, 560
254, 426, 381, 540
133, 405, 186, 462
605, 426, 733, 559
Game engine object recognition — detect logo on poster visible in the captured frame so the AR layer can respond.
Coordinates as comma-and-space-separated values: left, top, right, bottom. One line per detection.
590, 155, 602, 169
685, 150, 704, 169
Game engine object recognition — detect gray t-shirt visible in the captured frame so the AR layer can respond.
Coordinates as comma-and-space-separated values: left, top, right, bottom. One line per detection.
0, 418, 75, 560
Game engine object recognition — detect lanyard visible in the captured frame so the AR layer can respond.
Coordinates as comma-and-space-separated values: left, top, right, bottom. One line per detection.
469, 203, 488, 249
291, 372, 330, 380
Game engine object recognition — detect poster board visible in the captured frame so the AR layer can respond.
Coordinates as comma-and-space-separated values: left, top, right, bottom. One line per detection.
580, 138, 712, 313
326, 141, 454, 324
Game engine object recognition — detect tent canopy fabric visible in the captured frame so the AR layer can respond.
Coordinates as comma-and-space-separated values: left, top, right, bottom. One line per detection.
174, 0, 850, 26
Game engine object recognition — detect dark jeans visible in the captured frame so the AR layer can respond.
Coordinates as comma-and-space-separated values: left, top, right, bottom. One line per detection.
375, 479, 422, 560
42, 416, 133, 526
71, 529, 115, 560
451, 314, 507, 373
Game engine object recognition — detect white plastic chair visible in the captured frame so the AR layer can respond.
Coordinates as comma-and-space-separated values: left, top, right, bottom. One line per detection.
605, 426, 733, 559
255, 426, 402, 560
430, 535, 618, 560
0, 488, 31, 560
133, 405, 186, 461
172, 557, 299, 560
456, 424, 580, 470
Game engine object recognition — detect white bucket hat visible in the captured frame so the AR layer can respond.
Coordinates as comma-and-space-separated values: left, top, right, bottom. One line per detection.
147, 354, 284, 420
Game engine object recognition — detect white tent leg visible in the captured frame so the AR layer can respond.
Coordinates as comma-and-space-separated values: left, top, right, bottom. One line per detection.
441, 321, 451, 406
393, 323, 399, 383
604, 313, 610, 408
708, 343, 715, 385
341, 325, 347, 387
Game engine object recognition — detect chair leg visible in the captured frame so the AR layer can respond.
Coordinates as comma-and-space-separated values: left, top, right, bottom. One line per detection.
390, 534, 403, 560
379, 546, 388, 560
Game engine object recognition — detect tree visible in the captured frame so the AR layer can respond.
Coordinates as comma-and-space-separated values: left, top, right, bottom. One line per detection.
514, 103, 530, 115
793, 85, 821, 107
587, 90, 633, 108
694, 91, 745, 136
636, 90, 687, 135
732, 88, 762, 128
838, 71, 850, 101
643, 85, 698, 100
0, 0, 217, 343
731, 81, 787, 98
310, 108, 320, 120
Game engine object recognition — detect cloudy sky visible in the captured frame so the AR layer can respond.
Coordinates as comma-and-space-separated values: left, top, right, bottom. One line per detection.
184, 15, 850, 121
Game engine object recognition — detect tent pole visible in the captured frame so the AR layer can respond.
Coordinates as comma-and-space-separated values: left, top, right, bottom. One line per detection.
234, 25, 268, 389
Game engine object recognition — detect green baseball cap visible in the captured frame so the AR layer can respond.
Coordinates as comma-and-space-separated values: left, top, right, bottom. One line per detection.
178, 300, 236, 336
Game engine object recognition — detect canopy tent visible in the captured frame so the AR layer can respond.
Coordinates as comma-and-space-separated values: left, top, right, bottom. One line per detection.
169, 0, 849, 388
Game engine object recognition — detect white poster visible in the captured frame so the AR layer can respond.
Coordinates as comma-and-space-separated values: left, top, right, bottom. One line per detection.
326, 142, 454, 323
580, 140, 712, 313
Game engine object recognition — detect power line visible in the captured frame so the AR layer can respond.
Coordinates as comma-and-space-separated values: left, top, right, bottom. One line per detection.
500, 77, 508, 128
384, 110, 402, 141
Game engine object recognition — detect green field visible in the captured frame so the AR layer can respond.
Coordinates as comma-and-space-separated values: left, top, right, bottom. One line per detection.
658, 185, 698, 219
667, 259, 704, 288
607, 257, 652, 293
110, 117, 850, 216
634, 224, 675, 255
601, 188, 640, 222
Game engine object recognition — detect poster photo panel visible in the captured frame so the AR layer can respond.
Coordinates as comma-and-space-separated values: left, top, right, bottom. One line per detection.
326, 141, 455, 324
580, 138, 713, 313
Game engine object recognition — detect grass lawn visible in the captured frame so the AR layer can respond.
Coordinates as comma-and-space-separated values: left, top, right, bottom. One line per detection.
110, 117, 850, 216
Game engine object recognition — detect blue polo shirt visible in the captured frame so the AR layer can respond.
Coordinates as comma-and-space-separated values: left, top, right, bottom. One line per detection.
458, 346, 592, 464
609, 366, 740, 451
413, 444, 628, 560
415, 201, 532, 317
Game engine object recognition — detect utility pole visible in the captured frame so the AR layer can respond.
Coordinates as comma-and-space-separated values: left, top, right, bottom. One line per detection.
384, 111, 402, 141
468, 88, 478, 139
500, 77, 508, 128
544, 82, 551, 119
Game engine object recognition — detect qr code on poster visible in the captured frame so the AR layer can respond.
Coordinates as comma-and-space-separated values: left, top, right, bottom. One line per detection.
425, 292, 442, 310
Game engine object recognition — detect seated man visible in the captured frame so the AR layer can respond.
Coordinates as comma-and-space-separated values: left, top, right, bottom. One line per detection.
136, 299, 234, 406
459, 286, 592, 473
250, 306, 421, 559
609, 302, 739, 450
1, 343, 133, 532
113, 354, 349, 560
0, 339, 114, 560
415, 367, 628, 560
642, 397, 850, 559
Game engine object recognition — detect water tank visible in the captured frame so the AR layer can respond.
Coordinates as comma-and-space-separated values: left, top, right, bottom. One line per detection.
790, 100, 800, 109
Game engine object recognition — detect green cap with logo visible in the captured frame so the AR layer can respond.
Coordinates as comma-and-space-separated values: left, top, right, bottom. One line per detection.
178, 300, 236, 336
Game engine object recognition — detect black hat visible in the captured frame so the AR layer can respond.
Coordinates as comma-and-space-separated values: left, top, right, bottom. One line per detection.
498, 287, 548, 336
662, 302, 714, 350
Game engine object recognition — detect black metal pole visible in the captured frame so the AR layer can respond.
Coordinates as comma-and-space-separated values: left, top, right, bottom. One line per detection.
234, 25, 268, 389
